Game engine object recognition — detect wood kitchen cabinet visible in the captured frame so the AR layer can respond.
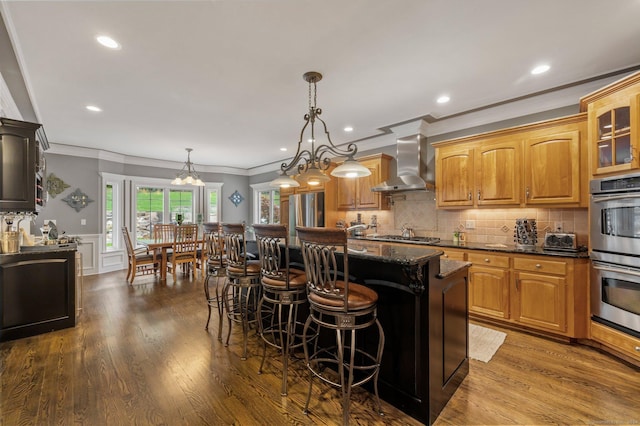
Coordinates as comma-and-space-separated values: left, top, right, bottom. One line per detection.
446, 248, 588, 339
434, 113, 588, 208
336, 153, 391, 210
590, 321, 640, 365
580, 71, 640, 177
467, 252, 511, 319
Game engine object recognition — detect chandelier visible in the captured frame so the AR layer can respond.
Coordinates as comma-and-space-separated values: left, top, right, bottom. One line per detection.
270, 71, 371, 188
171, 148, 205, 186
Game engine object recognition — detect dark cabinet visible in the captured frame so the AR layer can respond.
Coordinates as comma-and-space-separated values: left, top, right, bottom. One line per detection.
0, 117, 44, 211
0, 250, 76, 341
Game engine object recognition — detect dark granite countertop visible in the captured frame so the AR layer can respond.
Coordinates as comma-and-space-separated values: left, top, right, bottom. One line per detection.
0, 243, 77, 256
433, 240, 590, 258
438, 259, 471, 278
290, 238, 443, 266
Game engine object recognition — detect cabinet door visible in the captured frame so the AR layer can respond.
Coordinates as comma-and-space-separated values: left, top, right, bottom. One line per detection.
589, 93, 640, 175
524, 130, 581, 205
436, 145, 474, 207
356, 159, 382, 209
336, 178, 356, 210
475, 140, 521, 206
279, 197, 290, 230
0, 130, 36, 211
513, 271, 566, 333
468, 265, 510, 319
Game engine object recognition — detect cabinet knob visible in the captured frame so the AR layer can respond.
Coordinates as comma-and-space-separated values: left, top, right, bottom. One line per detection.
526, 187, 530, 199
635, 346, 640, 352
477, 190, 481, 200
443, 254, 449, 258
535, 263, 541, 268
484, 258, 490, 263
468, 192, 472, 200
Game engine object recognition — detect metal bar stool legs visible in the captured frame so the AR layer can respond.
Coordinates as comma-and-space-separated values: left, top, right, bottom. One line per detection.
223, 275, 261, 360
204, 268, 225, 340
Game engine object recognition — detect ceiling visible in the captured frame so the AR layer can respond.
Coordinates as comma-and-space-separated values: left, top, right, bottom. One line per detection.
2, 0, 640, 174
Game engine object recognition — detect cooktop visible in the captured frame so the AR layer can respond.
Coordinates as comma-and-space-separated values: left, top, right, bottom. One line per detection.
364, 235, 441, 245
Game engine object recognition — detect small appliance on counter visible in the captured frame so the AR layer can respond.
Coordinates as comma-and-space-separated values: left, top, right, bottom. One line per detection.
514, 218, 537, 249
542, 232, 578, 252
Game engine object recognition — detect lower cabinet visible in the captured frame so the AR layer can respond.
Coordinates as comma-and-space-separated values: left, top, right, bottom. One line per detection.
461, 249, 588, 339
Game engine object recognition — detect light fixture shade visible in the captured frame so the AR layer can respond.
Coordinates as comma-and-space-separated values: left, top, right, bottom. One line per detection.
171, 177, 184, 185
331, 158, 372, 178
270, 172, 301, 188
301, 166, 331, 186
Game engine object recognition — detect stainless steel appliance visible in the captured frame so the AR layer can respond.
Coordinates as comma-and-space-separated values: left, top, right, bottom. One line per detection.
590, 173, 640, 335
542, 232, 577, 252
288, 192, 324, 236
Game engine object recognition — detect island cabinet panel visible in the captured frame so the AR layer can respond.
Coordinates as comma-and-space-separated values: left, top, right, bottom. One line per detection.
0, 250, 75, 342
434, 113, 588, 208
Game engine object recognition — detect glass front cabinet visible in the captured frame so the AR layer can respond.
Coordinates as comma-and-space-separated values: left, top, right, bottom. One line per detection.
581, 72, 640, 176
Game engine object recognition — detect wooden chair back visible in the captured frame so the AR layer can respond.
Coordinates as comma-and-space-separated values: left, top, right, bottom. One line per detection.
153, 223, 175, 243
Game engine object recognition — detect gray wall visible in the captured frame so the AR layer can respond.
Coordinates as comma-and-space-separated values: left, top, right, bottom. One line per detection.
36, 153, 252, 235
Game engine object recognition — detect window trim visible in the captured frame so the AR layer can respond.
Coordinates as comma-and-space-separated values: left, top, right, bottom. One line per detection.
204, 182, 223, 223
100, 172, 124, 252
251, 182, 280, 225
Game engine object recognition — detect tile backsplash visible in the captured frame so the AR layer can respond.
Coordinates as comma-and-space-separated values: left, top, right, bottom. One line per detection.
342, 191, 588, 247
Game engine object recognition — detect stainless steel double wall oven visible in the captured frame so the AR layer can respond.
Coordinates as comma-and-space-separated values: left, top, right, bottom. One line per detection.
590, 173, 640, 336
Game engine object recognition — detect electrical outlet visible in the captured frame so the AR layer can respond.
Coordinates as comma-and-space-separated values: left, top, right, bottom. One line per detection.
554, 221, 563, 232
465, 220, 476, 229
81, 219, 86, 226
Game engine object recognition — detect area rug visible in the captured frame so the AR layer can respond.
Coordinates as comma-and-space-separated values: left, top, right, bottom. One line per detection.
469, 323, 507, 362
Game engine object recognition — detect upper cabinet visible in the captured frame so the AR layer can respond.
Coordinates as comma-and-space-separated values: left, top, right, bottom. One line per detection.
336, 153, 391, 211
434, 114, 588, 209
0, 118, 44, 212
580, 71, 640, 177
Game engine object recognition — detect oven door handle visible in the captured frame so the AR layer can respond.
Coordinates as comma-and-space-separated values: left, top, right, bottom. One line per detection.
593, 262, 640, 278
592, 193, 640, 203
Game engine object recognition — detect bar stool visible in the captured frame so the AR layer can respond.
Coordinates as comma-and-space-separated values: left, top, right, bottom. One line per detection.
222, 223, 261, 360
296, 226, 385, 425
253, 224, 308, 396
203, 222, 226, 339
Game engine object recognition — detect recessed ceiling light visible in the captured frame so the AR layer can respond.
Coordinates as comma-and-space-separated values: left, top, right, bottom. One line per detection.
343, 126, 354, 132
437, 95, 450, 104
86, 105, 102, 112
531, 64, 550, 75
96, 35, 120, 50
280, 147, 287, 152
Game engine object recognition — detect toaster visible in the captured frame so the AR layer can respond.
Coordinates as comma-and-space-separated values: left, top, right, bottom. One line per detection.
543, 232, 577, 251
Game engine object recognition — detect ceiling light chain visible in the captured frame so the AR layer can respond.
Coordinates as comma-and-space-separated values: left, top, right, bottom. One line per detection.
171, 148, 205, 186
270, 71, 371, 188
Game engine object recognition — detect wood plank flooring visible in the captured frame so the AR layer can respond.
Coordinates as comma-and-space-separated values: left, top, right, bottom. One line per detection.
1, 270, 638, 425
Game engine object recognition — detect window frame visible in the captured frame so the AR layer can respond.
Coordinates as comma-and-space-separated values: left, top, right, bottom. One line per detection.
251, 182, 280, 225
204, 182, 223, 223
100, 172, 124, 252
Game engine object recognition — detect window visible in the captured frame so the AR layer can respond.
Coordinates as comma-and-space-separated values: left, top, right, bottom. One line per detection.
205, 184, 223, 223
136, 186, 165, 244
101, 173, 123, 252
251, 183, 280, 224
169, 189, 193, 223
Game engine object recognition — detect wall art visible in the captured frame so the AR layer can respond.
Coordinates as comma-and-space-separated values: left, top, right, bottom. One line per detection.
46, 173, 70, 198
62, 188, 94, 212
228, 190, 244, 207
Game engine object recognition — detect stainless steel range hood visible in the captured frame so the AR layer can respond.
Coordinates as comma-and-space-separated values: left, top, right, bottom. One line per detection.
371, 120, 434, 192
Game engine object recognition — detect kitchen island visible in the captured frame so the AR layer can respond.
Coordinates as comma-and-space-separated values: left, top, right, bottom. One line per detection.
0, 246, 77, 342
288, 238, 470, 425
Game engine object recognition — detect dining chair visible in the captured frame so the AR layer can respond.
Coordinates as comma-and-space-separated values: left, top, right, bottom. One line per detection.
222, 223, 261, 360
203, 222, 227, 339
153, 223, 175, 243
253, 224, 308, 396
296, 226, 385, 425
122, 226, 159, 284
167, 224, 199, 281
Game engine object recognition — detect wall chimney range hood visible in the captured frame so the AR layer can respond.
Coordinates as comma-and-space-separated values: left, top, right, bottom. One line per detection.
371, 119, 434, 192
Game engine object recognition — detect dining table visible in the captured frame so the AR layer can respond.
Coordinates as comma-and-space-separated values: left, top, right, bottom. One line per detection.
146, 239, 206, 281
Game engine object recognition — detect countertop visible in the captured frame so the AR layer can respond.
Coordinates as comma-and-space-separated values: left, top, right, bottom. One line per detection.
290, 238, 443, 266
0, 242, 77, 256
438, 258, 471, 278
350, 236, 589, 258
433, 240, 590, 258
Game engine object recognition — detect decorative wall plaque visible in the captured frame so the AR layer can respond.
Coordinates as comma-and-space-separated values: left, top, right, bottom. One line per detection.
46, 173, 70, 198
62, 188, 94, 212
228, 190, 244, 207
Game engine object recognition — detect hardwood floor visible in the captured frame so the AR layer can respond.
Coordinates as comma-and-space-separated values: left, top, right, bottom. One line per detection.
1, 270, 638, 425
